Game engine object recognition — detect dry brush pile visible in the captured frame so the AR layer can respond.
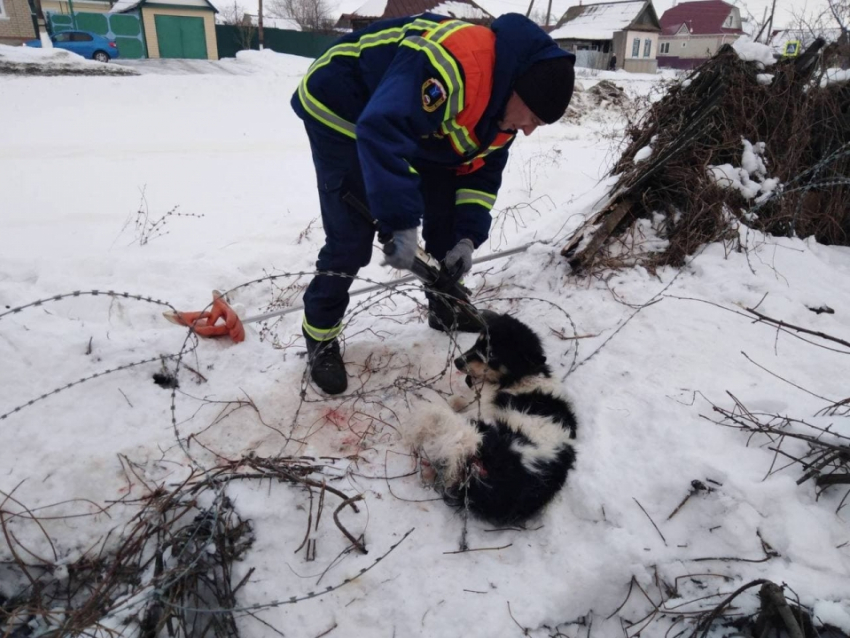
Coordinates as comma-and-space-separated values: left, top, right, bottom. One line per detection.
565, 39, 850, 270
0, 455, 407, 638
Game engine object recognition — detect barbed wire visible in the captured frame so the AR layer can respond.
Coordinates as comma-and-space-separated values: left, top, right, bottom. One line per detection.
1, 269, 585, 459
0, 353, 189, 422
0, 267, 581, 635
0, 289, 178, 321
157, 527, 415, 616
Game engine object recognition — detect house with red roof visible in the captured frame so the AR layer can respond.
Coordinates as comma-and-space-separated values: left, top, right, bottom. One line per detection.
657, 0, 743, 69
337, 0, 492, 31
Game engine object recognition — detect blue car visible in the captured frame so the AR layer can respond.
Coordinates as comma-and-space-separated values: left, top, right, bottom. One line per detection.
26, 30, 120, 63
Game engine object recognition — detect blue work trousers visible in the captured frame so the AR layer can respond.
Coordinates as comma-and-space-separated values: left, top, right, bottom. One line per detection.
301, 120, 458, 338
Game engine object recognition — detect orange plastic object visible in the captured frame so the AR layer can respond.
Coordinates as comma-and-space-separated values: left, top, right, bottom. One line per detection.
163, 291, 245, 343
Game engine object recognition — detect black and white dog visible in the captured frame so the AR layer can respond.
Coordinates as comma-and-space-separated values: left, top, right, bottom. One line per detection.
407, 311, 578, 525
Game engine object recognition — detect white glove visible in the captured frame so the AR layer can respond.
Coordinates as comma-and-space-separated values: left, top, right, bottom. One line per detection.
443, 238, 474, 280
382, 228, 418, 270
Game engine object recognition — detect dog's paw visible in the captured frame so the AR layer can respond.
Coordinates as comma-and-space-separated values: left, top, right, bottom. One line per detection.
418, 456, 437, 483
404, 403, 483, 488
404, 402, 451, 448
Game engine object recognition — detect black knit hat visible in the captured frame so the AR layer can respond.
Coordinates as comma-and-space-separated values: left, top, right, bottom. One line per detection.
513, 56, 576, 124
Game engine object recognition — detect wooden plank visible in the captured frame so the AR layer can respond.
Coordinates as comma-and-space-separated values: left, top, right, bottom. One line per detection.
564, 198, 634, 272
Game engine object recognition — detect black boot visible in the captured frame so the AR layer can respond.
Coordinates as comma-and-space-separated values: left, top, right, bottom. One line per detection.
427, 293, 482, 333
304, 334, 348, 395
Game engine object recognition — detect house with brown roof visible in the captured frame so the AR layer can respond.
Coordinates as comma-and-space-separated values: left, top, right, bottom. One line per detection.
548, 0, 661, 73
657, 0, 742, 69
0, 0, 36, 45
338, 0, 492, 32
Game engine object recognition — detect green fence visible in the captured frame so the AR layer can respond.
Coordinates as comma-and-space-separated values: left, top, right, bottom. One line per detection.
215, 24, 336, 60
47, 10, 147, 59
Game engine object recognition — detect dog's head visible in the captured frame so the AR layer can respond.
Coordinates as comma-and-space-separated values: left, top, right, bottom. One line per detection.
454, 311, 548, 385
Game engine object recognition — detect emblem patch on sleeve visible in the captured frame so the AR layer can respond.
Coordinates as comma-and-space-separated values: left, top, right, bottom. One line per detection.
421, 78, 447, 113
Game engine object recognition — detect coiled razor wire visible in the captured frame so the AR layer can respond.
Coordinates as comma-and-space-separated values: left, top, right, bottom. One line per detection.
159, 527, 415, 616
0, 270, 581, 466
0, 270, 578, 635
746, 140, 850, 232
0, 290, 196, 424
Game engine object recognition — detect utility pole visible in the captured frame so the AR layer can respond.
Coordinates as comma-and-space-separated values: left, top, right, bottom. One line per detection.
764, 0, 777, 44
525, 0, 534, 18
545, 0, 553, 26
258, 0, 264, 49
753, 7, 768, 42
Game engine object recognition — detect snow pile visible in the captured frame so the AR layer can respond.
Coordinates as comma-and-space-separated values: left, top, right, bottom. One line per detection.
757, 73, 774, 85
633, 135, 656, 164
229, 48, 313, 76
0, 44, 78, 64
821, 68, 850, 87
634, 145, 652, 163
0, 43, 137, 75
564, 78, 635, 123
708, 139, 780, 204
732, 37, 777, 68
813, 600, 850, 634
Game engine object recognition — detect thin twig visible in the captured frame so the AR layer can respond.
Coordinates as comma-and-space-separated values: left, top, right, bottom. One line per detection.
333, 494, 367, 554
633, 498, 667, 545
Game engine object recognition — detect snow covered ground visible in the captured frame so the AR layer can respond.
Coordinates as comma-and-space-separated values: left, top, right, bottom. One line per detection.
1, 51, 849, 637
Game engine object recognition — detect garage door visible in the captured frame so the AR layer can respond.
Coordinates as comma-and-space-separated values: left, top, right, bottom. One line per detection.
154, 15, 207, 59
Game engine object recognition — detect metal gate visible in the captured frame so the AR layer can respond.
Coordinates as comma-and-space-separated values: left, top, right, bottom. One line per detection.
46, 10, 146, 58
154, 15, 207, 59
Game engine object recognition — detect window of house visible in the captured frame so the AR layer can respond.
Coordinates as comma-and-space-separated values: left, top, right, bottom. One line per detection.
661, 42, 670, 53
632, 38, 640, 57
0, 0, 7, 19
643, 39, 652, 57
682, 41, 687, 48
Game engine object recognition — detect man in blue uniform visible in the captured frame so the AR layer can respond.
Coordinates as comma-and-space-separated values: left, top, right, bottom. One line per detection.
291, 12, 575, 394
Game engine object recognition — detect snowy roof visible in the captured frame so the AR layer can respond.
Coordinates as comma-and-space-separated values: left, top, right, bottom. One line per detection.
352, 0, 389, 18
110, 0, 142, 12
549, 0, 651, 41
430, 1, 489, 19
349, 0, 490, 20
111, 0, 216, 12
659, 0, 741, 36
